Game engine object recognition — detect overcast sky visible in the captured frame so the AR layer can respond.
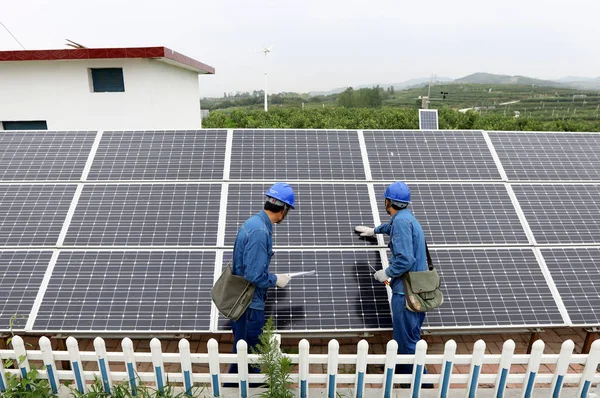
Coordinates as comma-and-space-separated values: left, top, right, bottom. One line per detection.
2, 0, 599, 97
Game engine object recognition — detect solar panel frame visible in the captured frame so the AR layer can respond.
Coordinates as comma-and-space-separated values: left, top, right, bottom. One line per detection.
489, 131, 600, 181
0, 184, 77, 246
373, 183, 530, 245
364, 130, 502, 181
63, 183, 221, 247
512, 184, 600, 244
229, 130, 366, 180
32, 250, 216, 332
419, 109, 439, 130
224, 183, 378, 247
541, 247, 600, 327
422, 248, 565, 328
216, 249, 393, 332
0, 250, 52, 331
0, 131, 96, 181
87, 130, 227, 181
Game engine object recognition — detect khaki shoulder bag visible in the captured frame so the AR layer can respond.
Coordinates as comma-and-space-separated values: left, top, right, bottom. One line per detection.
211, 262, 255, 321
403, 243, 443, 312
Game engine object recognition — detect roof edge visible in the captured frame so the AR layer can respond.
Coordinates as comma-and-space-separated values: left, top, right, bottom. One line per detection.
0, 46, 215, 74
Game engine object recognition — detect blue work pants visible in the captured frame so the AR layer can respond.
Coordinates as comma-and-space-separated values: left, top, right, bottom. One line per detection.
226, 308, 265, 387
392, 293, 426, 375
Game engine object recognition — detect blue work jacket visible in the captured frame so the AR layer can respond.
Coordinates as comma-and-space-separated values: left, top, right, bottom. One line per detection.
232, 210, 277, 310
375, 209, 427, 294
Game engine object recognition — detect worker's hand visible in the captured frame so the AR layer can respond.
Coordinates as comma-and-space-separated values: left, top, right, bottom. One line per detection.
373, 269, 388, 283
355, 226, 375, 237
276, 274, 291, 288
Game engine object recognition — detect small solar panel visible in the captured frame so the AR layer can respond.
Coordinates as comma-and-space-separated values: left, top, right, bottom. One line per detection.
229, 130, 365, 180
490, 132, 600, 181
542, 248, 600, 326
0, 251, 51, 330
419, 109, 439, 130
424, 249, 564, 328
374, 184, 529, 245
87, 130, 227, 180
64, 184, 220, 246
0, 131, 96, 180
33, 251, 215, 332
0, 185, 77, 246
364, 131, 501, 180
218, 250, 392, 331
513, 184, 600, 244
225, 184, 376, 247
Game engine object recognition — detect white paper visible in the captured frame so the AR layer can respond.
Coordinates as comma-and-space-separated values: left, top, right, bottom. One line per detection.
287, 270, 316, 278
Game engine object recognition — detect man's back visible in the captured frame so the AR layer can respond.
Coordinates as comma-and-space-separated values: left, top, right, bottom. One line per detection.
232, 210, 275, 310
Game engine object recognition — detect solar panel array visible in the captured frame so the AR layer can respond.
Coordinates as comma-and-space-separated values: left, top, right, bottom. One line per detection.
0, 128, 598, 334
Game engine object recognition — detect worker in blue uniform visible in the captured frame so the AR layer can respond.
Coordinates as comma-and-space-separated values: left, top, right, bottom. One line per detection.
226, 182, 295, 382
355, 181, 431, 379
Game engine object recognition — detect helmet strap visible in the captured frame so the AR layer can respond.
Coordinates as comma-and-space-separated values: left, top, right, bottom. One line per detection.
275, 205, 291, 224
385, 199, 408, 215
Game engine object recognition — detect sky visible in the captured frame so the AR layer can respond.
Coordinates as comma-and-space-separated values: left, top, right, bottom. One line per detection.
1, 0, 599, 97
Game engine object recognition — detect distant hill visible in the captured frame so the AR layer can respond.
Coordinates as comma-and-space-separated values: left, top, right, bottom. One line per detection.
556, 76, 600, 90
554, 76, 595, 83
454, 72, 563, 87
308, 76, 453, 96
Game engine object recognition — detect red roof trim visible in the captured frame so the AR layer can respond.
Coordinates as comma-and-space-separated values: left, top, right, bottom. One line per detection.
0, 46, 215, 74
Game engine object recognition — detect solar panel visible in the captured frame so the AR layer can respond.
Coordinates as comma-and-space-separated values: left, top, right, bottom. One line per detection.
0, 185, 77, 246
218, 250, 392, 331
87, 130, 227, 180
64, 184, 220, 246
364, 131, 501, 181
224, 184, 377, 247
512, 184, 600, 244
229, 130, 365, 180
490, 132, 600, 181
424, 249, 564, 328
32, 251, 215, 332
374, 184, 529, 245
0, 251, 51, 331
419, 109, 439, 130
0, 131, 96, 180
542, 248, 600, 326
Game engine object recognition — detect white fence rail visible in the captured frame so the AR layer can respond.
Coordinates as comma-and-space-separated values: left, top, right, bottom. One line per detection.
0, 336, 599, 397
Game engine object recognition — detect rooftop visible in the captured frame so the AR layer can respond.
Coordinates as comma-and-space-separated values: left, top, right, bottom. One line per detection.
0, 46, 215, 74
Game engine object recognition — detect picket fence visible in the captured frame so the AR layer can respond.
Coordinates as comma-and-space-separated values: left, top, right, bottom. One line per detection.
0, 335, 599, 397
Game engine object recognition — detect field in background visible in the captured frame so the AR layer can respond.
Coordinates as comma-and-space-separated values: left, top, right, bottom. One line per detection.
202, 83, 600, 131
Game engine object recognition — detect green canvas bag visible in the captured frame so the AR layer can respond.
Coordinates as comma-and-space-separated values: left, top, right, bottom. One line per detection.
211, 263, 255, 321
403, 243, 443, 312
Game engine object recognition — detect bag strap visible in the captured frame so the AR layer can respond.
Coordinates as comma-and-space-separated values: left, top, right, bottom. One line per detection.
425, 241, 434, 271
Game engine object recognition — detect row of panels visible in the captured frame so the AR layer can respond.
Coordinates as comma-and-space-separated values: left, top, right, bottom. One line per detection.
1, 130, 599, 181
1, 183, 599, 247
2, 247, 598, 333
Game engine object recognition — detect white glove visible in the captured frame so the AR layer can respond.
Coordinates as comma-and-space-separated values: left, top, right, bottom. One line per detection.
373, 269, 388, 283
276, 274, 291, 288
355, 225, 375, 237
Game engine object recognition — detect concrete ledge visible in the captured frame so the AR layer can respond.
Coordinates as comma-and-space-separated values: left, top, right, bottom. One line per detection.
53, 385, 599, 397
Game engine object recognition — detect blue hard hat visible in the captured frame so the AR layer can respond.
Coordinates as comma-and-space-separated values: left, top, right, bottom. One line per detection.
383, 182, 410, 204
265, 182, 295, 209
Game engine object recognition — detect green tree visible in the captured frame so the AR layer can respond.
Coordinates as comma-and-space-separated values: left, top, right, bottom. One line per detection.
337, 87, 356, 107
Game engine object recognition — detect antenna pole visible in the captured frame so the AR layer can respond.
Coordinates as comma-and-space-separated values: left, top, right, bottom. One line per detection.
263, 50, 268, 112
264, 69, 268, 112
428, 75, 432, 98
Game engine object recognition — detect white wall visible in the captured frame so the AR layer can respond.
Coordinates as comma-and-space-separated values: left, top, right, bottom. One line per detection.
0, 59, 202, 130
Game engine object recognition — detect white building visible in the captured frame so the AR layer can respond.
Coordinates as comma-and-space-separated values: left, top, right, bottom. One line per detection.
0, 46, 214, 130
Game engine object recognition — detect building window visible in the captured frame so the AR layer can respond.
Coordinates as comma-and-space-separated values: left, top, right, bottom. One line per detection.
2, 121, 48, 130
90, 68, 125, 92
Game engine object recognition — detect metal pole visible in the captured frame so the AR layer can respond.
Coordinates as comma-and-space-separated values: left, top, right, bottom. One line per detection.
264, 71, 268, 112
